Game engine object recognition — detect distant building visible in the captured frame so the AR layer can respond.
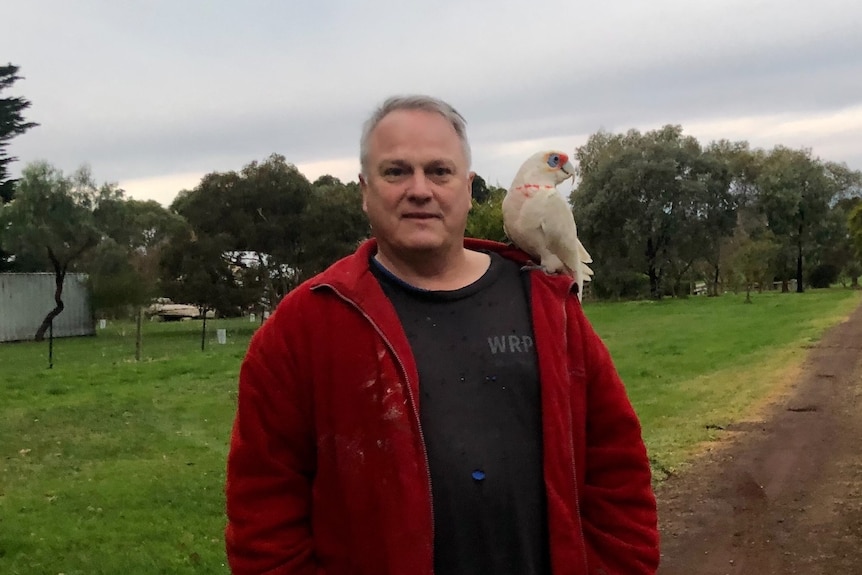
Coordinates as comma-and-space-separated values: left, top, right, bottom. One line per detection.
0, 273, 95, 343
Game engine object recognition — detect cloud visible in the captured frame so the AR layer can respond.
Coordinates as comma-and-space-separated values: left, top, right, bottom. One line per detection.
119, 172, 205, 207
4, 0, 861, 202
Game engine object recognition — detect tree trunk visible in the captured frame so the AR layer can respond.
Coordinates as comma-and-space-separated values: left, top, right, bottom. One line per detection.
257, 252, 272, 326
672, 259, 695, 299
796, 225, 804, 293
35, 249, 66, 342
781, 279, 789, 293
852, 274, 860, 288
712, 264, 721, 297
135, 306, 143, 361
745, 283, 752, 304
648, 265, 661, 299
646, 238, 661, 299
200, 309, 208, 351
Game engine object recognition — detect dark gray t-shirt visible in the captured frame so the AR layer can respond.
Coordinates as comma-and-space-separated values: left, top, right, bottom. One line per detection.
371, 252, 551, 575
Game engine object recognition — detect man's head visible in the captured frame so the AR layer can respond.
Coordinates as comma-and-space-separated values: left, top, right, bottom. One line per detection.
360, 95, 472, 178
359, 95, 475, 265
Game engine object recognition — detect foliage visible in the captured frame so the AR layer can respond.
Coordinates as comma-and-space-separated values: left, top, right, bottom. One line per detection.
159, 227, 256, 318
86, 196, 186, 318
0, 162, 104, 339
701, 140, 763, 294
86, 239, 153, 316
0, 64, 39, 272
571, 126, 861, 301
300, 178, 368, 278
851, 203, 862, 250
0, 63, 39, 204
466, 185, 508, 242
734, 234, 782, 302
471, 173, 491, 203
169, 154, 314, 312
573, 125, 738, 299
754, 147, 836, 292
808, 264, 840, 289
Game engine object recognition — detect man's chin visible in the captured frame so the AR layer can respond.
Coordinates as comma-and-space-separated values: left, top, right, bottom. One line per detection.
388, 234, 451, 255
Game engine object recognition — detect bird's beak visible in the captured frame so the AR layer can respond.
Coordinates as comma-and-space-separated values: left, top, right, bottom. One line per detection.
561, 160, 575, 178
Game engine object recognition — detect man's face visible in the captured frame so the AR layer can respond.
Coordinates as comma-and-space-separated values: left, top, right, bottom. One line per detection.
360, 109, 474, 260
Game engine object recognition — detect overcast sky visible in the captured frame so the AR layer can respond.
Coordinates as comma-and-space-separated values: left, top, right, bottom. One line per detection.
5, 0, 862, 205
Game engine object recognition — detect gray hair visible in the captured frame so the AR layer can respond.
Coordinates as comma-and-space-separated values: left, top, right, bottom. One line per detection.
359, 94, 472, 177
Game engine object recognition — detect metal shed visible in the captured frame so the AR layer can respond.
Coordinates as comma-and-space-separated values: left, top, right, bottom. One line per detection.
0, 273, 95, 343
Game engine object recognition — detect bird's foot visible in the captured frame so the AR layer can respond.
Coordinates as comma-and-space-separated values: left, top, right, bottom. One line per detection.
520, 262, 566, 275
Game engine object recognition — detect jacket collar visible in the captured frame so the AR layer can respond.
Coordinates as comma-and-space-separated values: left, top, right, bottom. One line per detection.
309, 237, 577, 303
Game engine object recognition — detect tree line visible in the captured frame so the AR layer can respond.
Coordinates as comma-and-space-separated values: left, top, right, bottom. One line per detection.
570, 126, 862, 300
3, 63, 862, 342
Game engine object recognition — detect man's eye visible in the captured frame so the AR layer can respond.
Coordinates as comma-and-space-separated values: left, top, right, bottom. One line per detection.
384, 167, 405, 177
431, 167, 452, 177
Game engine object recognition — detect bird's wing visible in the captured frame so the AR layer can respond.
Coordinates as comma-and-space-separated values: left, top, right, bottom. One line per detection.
537, 191, 584, 270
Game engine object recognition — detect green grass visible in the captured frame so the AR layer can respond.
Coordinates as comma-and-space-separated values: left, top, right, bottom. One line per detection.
1, 289, 860, 573
582, 288, 862, 477
0, 317, 258, 575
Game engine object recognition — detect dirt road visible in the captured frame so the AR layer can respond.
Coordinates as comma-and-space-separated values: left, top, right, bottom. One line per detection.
656, 301, 862, 574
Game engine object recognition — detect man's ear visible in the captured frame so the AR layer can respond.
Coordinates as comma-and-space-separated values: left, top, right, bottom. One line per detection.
359, 173, 369, 213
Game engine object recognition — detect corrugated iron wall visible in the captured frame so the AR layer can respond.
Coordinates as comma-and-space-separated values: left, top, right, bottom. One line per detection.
0, 273, 95, 343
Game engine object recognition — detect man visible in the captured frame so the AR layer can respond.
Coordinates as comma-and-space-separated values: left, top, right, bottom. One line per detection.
225, 95, 659, 574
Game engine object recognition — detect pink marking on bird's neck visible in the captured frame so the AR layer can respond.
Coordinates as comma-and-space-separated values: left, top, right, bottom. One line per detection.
514, 183, 555, 197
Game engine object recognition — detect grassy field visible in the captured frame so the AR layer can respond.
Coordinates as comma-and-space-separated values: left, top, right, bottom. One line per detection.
1, 289, 860, 574
0, 317, 256, 575
582, 288, 862, 477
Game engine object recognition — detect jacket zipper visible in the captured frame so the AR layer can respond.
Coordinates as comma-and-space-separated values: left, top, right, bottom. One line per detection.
313, 283, 436, 562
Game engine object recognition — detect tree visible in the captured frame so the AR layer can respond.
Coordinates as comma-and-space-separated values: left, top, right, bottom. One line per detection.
809, 197, 861, 288
0, 64, 38, 203
466, 185, 507, 242
702, 140, 762, 295
1, 64, 39, 271
87, 195, 185, 318
573, 125, 737, 299
732, 233, 782, 303
172, 154, 314, 310
849, 202, 862, 286
86, 239, 153, 316
0, 162, 102, 340
299, 178, 368, 280
471, 173, 492, 203
159, 227, 257, 349
755, 147, 838, 293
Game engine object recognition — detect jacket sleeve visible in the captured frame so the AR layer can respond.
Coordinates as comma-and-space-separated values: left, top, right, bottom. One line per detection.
574, 303, 660, 574
225, 306, 319, 575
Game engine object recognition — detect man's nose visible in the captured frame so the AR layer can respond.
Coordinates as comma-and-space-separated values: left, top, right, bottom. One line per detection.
405, 172, 433, 200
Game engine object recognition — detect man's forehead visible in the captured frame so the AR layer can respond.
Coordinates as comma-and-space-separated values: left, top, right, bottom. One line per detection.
368, 111, 465, 163
377, 154, 455, 164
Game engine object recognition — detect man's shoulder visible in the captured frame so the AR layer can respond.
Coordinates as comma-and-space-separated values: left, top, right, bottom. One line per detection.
464, 238, 531, 266
279, 240, 376, 299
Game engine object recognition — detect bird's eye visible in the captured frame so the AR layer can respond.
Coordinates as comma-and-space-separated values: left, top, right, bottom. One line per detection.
547, 154, 560, 168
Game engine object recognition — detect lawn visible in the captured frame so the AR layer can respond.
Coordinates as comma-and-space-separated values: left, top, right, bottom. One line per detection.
582, 288, 862, 477
0, 317, 256, 575
1, 289, 860, 574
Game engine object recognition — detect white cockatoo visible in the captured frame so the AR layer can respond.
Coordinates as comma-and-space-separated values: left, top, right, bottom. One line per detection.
502, 150, 593, 299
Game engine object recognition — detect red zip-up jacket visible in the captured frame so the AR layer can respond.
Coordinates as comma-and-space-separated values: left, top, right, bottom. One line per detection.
225, 238, 659, 575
